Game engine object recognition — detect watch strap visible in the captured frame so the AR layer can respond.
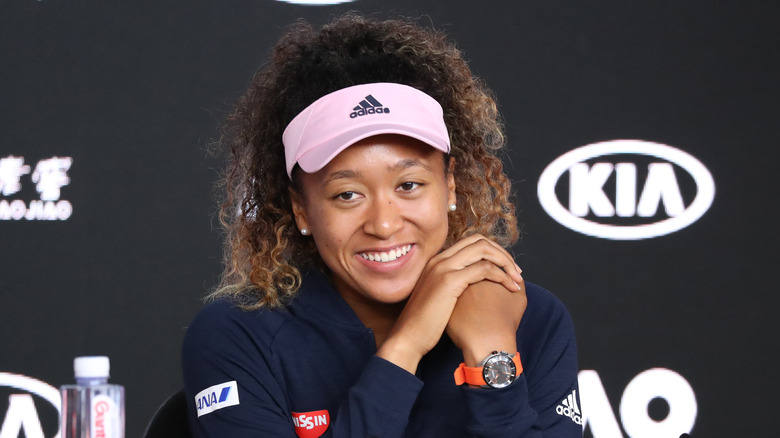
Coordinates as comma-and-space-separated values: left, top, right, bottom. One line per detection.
453, 352, 522, 386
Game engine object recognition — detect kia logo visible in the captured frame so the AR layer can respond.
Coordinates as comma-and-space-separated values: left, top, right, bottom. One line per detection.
0, 372, 61, 438
538, 140, 715, 240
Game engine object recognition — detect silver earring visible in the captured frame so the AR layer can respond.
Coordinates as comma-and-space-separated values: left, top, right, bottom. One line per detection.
300, 228, 309, 236
448, 203, 457, 212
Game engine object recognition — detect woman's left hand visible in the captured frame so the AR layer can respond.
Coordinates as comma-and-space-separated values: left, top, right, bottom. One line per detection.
446, 277, 527, 366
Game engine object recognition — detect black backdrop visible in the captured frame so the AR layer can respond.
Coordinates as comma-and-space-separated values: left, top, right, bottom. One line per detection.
2, 1, 778, 437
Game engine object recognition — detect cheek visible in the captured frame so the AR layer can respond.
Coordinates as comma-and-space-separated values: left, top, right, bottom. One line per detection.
305, 209, 349, 252
303, 203, 330, 232
410, 195, 450, 232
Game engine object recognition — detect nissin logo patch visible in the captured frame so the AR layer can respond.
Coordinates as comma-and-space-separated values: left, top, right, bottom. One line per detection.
292, 410, 329, 438
538, 140, 715, 240
195, 381, 239, 417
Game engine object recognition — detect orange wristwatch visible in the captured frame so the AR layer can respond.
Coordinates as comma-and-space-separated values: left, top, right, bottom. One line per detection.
453, 351, 522, 389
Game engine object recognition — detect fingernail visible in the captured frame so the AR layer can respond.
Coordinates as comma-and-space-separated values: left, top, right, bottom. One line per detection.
515, 264, 523, 274
514, 281, 522, 291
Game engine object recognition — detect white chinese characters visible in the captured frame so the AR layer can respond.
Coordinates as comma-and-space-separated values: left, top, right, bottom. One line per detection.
32, 157, 72, 201
0, 156, 31, 196
0, 155, 73, 221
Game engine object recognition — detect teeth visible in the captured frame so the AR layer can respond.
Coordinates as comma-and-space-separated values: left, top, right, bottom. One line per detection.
360, 245, 412, 263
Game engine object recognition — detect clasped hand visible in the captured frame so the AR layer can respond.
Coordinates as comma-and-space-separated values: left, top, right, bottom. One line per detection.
378, 234, 527, 373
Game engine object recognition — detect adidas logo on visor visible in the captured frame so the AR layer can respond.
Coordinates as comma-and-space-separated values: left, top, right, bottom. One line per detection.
350, 94, 390, 118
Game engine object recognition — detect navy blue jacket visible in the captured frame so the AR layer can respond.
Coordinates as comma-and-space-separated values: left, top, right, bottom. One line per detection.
182, 269, 582, 437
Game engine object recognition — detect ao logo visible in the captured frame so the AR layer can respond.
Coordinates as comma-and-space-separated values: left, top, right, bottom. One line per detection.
580, 368, 697, 438
538, 140, 715, 240
0, 373, 61, 438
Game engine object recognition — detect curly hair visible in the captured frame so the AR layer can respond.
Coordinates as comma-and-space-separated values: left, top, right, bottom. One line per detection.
209, 13, 519, 310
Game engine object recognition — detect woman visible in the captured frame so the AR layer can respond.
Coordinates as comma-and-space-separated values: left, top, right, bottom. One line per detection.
182, 14, 581, 437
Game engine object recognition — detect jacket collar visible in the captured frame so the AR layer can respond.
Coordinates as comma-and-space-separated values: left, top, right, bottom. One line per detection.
291, 267, 368, 331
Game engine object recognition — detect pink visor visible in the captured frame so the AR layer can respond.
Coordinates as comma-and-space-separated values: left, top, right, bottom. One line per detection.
282, 82, 451, 179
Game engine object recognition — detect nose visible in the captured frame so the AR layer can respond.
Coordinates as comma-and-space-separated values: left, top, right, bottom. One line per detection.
363, 197, 403, 239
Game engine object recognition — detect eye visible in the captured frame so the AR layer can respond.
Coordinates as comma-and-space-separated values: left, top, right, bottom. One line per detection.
335, 191, 358, 201
397, 181, 421, 192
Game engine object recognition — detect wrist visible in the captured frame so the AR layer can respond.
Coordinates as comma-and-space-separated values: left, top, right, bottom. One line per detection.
461, 338, 517, 367
376, 337, 423, 375
454, 351, 522, 388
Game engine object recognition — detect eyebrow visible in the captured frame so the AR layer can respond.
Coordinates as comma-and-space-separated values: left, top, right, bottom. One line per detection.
323, 169, 361, 184
323, 159, 432, 184
388, 159, 432, 172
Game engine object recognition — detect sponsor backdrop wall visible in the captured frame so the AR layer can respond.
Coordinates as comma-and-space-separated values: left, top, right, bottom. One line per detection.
2, 1, 777, 436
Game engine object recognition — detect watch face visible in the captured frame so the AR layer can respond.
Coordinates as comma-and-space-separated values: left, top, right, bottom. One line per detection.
483, 354, 517, 388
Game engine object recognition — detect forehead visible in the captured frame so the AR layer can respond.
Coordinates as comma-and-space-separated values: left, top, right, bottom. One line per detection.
320, 134, 445, 177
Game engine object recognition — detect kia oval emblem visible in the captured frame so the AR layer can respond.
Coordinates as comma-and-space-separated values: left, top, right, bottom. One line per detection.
537, 140, 715, 240
0, 372, 61, 438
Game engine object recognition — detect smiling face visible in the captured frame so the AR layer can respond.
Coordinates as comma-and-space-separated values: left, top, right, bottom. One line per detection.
291, 134, 456, 311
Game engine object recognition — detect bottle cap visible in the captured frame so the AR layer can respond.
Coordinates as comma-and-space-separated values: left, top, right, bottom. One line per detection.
74, 356, 110, 379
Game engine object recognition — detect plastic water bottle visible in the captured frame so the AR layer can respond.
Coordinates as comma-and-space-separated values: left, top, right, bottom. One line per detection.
60, 356, 125, 438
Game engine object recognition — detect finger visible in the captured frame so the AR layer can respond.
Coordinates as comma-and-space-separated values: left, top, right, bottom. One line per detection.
435, 234, 505, 267
443, 234, 523, 281
472, 236, 523, 276
511, 276, 526, 295
444, 259, 522, 294
435, 233, 488, 258
439, 237, 523, 284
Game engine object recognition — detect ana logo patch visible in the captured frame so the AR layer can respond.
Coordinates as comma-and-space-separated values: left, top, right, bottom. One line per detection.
292, 410, 330, 438
195, 381, 239, 417
537, 140, 715, 240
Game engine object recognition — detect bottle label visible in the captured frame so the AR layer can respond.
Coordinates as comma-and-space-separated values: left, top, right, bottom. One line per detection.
90, 394, 120, 438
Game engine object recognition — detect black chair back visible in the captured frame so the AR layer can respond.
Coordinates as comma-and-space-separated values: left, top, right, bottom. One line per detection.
143, 389, 190, 438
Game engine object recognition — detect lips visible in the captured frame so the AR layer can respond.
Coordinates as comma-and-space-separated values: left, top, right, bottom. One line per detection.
358, 244, 412, 263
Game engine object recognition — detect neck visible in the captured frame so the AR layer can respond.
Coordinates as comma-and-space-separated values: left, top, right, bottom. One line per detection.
332, 278, 405, 349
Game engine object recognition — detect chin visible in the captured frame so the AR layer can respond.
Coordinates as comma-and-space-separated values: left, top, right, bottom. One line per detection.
363, 282, 414, 305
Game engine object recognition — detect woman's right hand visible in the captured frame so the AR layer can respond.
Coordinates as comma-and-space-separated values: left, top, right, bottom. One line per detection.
377, 233, 523, 374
